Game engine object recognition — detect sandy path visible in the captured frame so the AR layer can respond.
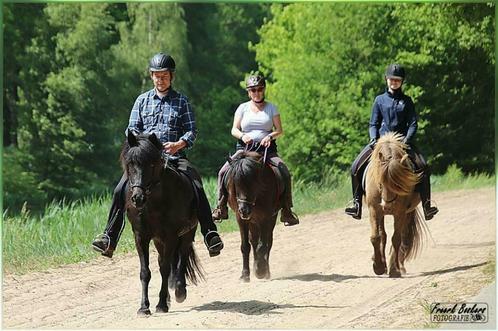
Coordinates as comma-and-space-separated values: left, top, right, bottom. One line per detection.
2, 188, 495, 329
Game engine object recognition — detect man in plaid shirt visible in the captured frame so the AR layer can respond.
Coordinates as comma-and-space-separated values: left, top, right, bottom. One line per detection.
92, 53, 224, 258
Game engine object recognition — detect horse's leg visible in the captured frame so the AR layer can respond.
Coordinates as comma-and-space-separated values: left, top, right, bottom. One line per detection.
173, 235, 191, 303
369, 207, 387, 275
399, 211, 416, 275
239, 220, 251, 282
154, 239, 174, 313
256, 221, 273, 280
388, 214, 404, 278
250, 225, 269, 280
263, 219, 276, 279
134, 232, 152, 316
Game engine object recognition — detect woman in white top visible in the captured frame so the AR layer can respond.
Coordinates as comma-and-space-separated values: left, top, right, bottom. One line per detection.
212, 75, 299, 226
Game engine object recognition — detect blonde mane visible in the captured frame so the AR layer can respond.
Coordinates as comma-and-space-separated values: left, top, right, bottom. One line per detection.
370, 132, 421, 195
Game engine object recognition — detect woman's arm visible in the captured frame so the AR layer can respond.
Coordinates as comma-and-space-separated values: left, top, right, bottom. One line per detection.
261, 114, 283, 147
231, 114, 252, 144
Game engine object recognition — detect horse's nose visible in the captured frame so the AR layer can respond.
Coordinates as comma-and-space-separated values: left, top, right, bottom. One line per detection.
238, 204, 252, 220
132, 192, 146, 209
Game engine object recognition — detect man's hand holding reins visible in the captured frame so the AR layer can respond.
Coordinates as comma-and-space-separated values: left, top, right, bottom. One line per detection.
163, 140, 186, 155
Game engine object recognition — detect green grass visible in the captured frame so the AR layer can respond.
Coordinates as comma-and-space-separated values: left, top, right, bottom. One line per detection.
2, 167, 494, 274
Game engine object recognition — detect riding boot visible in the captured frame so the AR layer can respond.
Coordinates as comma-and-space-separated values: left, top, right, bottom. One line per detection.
212, 193, 229, 221
418, 172, 439, 221
345, 173, 363, 220
197, 190, 224, 256
178, 159, 224, 257
92, 174, 128, 258
278, 163, 299, 226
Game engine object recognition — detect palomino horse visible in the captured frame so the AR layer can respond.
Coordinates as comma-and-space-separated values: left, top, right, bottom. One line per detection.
225, 151, 280, 282
122, 131, 203, 315
365, 132, 426, 278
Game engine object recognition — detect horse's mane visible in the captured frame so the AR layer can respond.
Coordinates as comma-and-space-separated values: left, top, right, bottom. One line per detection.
120, 134, 162, 170
229, 151, 264, 189
370, 132, 421, 196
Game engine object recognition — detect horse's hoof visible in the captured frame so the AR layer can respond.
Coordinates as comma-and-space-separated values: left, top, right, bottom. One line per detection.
240, 275, 250, 282
373, 263, 387, 275
137, 308, 151, 316
175, 287, 187, 303
255, 272, 266, 280
265, 272, 271, 280
155, 306, 169, 313
389, 270, 402, 278
400, 266, 407, 275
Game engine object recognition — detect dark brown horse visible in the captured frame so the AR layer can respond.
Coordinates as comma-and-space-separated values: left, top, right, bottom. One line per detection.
122, 131, 203, 315
225, 151, 280, 282
365, 132, 427, 278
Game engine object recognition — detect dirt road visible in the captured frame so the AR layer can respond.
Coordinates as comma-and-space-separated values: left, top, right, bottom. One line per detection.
2, 188, 495, 329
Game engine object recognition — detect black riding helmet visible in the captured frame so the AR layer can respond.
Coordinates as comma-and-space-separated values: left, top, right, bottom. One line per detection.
246, 75, 266, 89
149, 53, 176, 72
385, 64, 405, 80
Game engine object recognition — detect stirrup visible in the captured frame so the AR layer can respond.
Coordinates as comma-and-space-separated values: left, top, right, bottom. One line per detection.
281, 209, 299, 226
212, 206, 228, 222
91, 233, 110, 253
204, 230, 224, 257
91, 233, 114, 258
423, 200, 439, 221
345, 199, 362, 220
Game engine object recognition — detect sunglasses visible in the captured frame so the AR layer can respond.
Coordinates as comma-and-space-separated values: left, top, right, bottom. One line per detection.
248, 87, 264, 93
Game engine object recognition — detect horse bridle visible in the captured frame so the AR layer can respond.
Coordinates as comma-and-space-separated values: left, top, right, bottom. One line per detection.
237, 197, 256, 206
129, 163, 162, 196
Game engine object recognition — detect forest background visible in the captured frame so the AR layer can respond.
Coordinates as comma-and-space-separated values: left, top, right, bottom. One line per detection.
3, 2, 495, 214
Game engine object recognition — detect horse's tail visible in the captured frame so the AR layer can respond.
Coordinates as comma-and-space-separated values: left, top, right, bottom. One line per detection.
183, 244, 205, 285
403, 208, 429, 261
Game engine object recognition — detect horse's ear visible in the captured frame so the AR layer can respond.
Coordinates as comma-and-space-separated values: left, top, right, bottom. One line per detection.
148, 133, 162, 150
127, 129, 138, 147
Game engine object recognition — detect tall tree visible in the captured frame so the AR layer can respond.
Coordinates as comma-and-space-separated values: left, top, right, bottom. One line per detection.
254, 2, 494, 181
14, 3, 122, 202
182, 3, 271, 175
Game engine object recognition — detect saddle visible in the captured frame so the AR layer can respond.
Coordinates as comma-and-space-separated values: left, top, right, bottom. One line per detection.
222, 155, 285, 208
359, 149, 426, 194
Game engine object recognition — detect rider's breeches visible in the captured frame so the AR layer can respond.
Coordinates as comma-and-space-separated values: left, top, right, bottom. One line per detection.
176, 158, 218, 237
216, 150, 244, 203
350, 144, 373, 198
407, 147, 432, 203
104, 173, 128, 249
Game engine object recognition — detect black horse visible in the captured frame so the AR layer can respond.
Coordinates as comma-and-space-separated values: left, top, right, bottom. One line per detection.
122, 131, 203, 315
225, 151, 280, 282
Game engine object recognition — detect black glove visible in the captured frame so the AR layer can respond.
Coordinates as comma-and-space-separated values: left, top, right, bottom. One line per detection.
402, 137, 412, 150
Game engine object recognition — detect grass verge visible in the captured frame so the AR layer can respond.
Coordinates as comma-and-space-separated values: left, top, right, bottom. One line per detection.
3, 166, 494, 274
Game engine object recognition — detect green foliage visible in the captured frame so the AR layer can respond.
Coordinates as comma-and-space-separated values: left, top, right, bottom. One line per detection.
3, 2, 494, 215
254, 2, 494, 180
183, 3, 271, 175
3, 147, 47, 212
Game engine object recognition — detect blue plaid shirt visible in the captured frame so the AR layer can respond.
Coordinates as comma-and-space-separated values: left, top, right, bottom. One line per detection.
126, 88, 197, 158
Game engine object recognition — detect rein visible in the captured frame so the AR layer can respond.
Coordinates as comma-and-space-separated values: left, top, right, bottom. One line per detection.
244, 141, 269, 164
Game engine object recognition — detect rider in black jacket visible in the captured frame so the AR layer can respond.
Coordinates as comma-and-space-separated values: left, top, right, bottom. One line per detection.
345, 64, 439, 221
